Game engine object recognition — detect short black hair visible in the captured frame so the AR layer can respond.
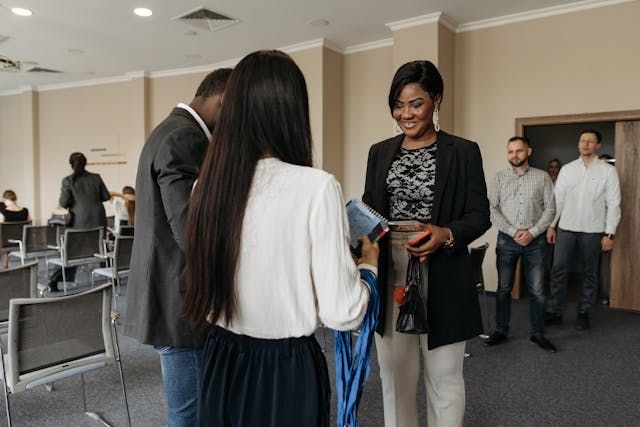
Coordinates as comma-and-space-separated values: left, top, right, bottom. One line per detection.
508, 136, 531, 147
578, 129, 602, 143
388, 60, 443, 113
548, 158, 562, 166
195, 68, 233, 98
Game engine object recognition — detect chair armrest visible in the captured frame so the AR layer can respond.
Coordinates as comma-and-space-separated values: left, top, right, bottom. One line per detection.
7, 239, 21, 244
47, 245, 60, 250
94, 253, 109, 259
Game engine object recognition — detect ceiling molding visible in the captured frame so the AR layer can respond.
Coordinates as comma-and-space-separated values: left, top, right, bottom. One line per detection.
0, 86, 31, 96
438, 14, 459, 32
457, 0, 635, 32
126, 71, 149, 79
38, 75, 134, 92
343, 38, 394, 55
150, 58, 241, 79
280, 38, 325, 53
385, 12, 442, 31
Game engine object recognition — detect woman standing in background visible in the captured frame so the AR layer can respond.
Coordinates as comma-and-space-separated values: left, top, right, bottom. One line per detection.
48, 152, 110, 291
363, 60, 490, 427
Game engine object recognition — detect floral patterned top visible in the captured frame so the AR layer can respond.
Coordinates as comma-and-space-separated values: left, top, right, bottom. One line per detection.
386, 143, 437, 221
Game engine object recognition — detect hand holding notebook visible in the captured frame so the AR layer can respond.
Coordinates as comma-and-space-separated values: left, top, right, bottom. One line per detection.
345, 199, 389, 251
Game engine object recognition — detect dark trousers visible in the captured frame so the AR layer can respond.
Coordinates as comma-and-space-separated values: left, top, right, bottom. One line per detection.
495, 232, 546, 336
547, 228, 602, 315
198, 326, 330, 427
49, 266, 77, 284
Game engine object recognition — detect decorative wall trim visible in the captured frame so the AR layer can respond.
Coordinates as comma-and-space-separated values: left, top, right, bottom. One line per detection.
0, 85, 33, 96
385, 12, 442, 31
38, 75, 133, 92
457, 0, 635, 32
343, 38, 394, 55
150, 58, 240, 78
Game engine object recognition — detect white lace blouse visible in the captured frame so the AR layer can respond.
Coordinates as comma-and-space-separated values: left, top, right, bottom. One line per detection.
217, 157, 374, 338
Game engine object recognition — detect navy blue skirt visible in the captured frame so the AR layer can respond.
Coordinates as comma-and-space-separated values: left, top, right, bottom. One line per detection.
198, 326, 330, 427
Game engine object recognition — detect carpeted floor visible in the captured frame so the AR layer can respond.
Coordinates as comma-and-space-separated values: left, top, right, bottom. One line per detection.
1, 267, 638, 426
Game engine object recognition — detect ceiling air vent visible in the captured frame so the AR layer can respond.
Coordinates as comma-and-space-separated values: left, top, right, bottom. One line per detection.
27, 66, 63, 73
172, 7, 239, 32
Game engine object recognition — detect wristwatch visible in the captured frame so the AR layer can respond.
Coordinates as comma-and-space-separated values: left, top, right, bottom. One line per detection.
605, 234, 615, 240
443, 229, 455, 249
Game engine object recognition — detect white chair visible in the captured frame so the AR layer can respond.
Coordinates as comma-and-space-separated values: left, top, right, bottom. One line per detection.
47, 227, 105, 294
8, 225, 60, 265
92, 236, 133, 303
0, 262, 37, 333
0, 283, 131, 426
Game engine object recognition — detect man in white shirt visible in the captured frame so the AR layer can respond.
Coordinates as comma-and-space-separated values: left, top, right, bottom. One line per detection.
486, 137, 556, 352
545, 130, 621, 331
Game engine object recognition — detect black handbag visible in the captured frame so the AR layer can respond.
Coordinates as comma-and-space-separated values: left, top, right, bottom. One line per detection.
396, 256, 429, 334
64, 210, 74, 227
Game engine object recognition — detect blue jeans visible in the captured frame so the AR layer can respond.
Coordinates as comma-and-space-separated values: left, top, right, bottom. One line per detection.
155, 346, 203, 427
547, 228, 602, 315
495, 232, 546, 336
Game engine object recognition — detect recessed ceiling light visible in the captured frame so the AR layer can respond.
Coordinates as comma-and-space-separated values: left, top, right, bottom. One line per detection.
309, 18, 330, 27
134, 7, 152, 17
11, 7, 33, 17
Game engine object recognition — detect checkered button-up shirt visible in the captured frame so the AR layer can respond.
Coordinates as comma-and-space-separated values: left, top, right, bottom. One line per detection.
489, 166, 555, 238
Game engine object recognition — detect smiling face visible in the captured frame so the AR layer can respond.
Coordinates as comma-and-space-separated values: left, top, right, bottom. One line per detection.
392, 83, 440, 142
507, 139, 531, 168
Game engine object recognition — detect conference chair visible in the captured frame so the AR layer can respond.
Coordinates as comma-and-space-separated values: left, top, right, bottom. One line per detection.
465, 243, 490, 358
46, 227, 105, 294
92, 236, 133, 304
8, 225, 59, 265
0, 283, 131, 427
0, 262, 37, 333
0, 222, 32, 268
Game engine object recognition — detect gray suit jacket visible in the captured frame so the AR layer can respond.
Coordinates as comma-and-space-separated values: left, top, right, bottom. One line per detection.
59, 171, 109, 229
124, 107, 208, 348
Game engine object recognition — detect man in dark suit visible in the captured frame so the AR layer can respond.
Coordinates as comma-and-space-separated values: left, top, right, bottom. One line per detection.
124, 68, 232, 426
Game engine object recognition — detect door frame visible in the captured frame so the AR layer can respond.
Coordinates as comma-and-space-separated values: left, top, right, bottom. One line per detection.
509, 109, 640, 303
515, 109, 640, 135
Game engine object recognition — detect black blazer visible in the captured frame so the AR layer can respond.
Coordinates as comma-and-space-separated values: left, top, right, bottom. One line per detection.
124, 108, 208, 348
363, 131, 491, 349
59, 171, 109, 229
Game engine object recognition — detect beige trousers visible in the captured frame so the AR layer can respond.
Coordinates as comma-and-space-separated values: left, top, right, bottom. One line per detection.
375, 231, 466, 427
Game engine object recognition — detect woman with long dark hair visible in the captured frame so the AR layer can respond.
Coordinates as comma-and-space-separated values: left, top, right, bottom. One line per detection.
48, 152, 110, 291
363, 60, 490, 426
183, 50, 378, 426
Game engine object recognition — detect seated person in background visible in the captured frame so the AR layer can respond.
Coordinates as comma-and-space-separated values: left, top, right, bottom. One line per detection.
1, 189, 31, 268
110, 186, 135, 233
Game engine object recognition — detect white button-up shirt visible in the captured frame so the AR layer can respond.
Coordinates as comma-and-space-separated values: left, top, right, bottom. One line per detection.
552, 157, 621, 234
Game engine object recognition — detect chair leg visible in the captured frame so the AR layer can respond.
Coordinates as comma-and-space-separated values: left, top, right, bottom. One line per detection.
81, 373, 88, 413
478, 284, 490, 339
62, 266, 67, 295
2, 360, 12, 427
112, 321, 132, 427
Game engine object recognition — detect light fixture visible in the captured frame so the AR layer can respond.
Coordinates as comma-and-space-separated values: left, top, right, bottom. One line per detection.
11, 7, 33, 16
134, 7, 152, 17
309, 18, 330, 27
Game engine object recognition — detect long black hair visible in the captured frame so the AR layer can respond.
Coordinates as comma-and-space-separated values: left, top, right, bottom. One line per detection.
69, 152, 87, 181
183, 50, 313, 330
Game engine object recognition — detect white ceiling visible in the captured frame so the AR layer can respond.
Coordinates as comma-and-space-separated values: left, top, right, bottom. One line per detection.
0, 0, 602, 92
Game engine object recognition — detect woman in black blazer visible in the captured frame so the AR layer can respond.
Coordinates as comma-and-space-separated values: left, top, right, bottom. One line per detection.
48, 152, 110, 291
363, 61, 490, 427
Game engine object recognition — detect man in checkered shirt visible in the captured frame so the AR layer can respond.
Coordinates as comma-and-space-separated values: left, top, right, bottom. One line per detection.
485, 136, 557, 352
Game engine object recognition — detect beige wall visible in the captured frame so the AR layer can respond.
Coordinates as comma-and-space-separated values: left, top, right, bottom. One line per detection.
342, 46, 394, 200
322, 48, 344, 182
289, 47, 324, 167
149, 72, 208, 128
38, 80, 144, 221
454, 1, 640, 290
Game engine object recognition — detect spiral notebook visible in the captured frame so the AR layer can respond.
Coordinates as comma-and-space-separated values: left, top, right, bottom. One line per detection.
346, 199, 389, 249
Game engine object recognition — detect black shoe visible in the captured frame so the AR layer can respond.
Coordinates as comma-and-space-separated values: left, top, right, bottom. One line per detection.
530, 335, 557, 352
484, 331, 508, 346
48, 281, 59, 293
544, 312, 563, 326
575, 312, 590, 331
